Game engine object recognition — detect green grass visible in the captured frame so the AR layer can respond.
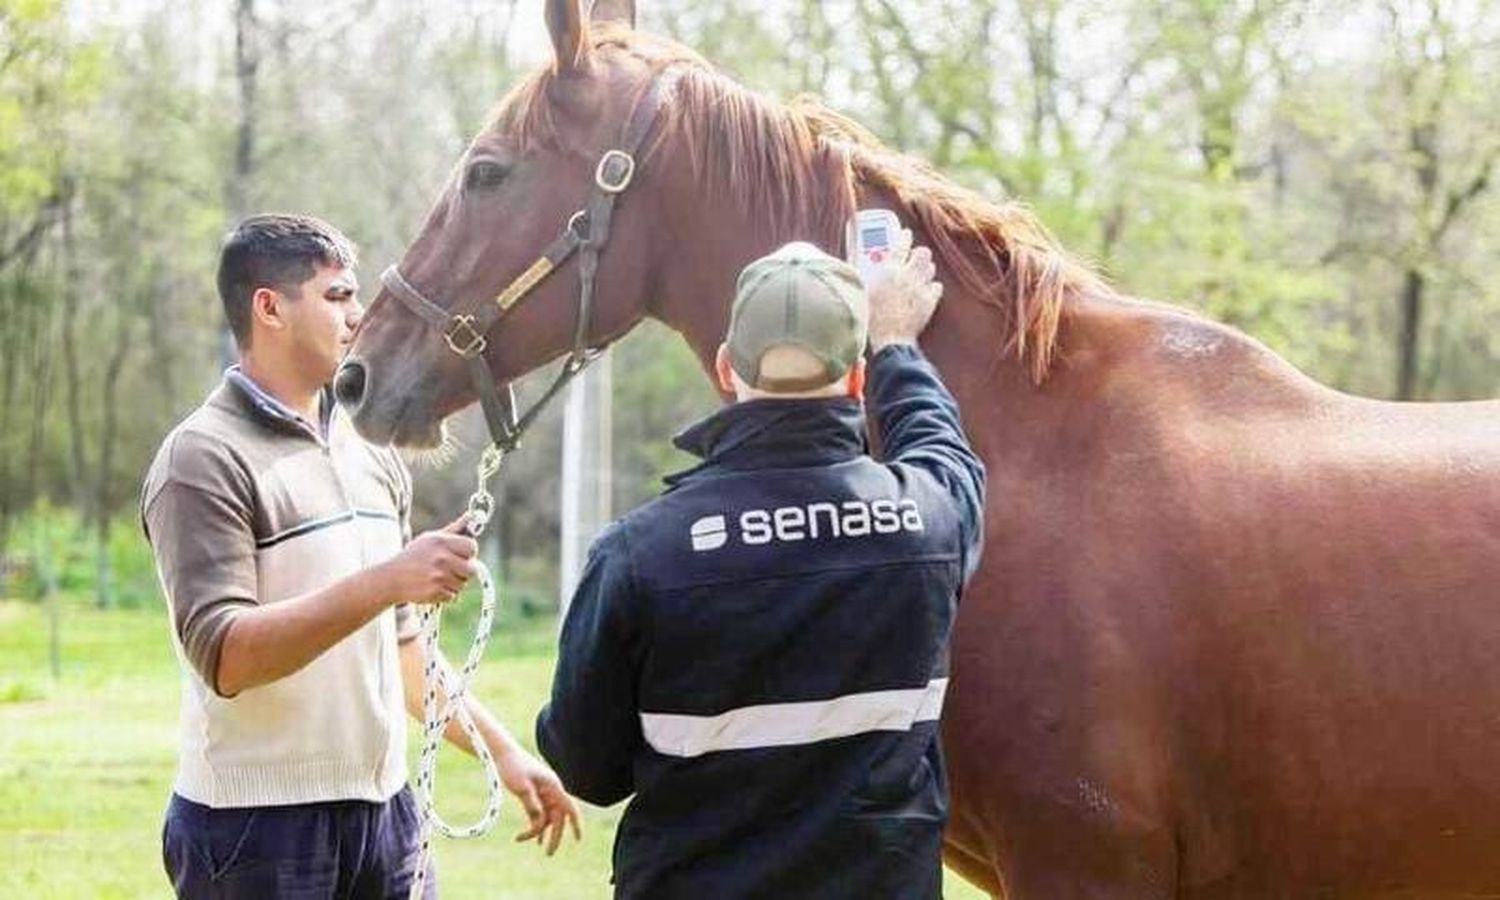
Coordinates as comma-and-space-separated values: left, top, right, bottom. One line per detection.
0, 597, 986, 898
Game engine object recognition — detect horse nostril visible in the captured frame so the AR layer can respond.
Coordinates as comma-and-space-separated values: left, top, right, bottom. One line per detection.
334, 360, 367, 409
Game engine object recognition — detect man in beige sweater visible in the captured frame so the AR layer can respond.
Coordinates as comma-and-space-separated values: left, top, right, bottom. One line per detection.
141, 214, 578, 898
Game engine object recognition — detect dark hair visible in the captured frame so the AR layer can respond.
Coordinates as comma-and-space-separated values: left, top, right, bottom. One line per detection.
216, 214, 358, 347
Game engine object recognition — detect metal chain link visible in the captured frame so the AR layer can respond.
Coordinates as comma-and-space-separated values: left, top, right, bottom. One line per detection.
409, 446, 509, 900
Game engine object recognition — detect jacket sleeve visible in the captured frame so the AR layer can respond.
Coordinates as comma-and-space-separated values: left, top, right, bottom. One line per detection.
536, 522, 642, 806
866, 343, 987, 579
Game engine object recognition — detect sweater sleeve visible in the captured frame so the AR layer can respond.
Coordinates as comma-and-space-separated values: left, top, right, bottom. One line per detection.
535, 522, 642, 806
141, 432, 259, 696
866, 343, 987, 580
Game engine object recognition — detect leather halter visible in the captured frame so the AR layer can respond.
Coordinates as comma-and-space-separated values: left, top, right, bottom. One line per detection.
380, 73, 669, 453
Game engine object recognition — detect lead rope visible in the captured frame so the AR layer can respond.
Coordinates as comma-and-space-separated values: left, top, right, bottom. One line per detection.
409, 445, 509, 900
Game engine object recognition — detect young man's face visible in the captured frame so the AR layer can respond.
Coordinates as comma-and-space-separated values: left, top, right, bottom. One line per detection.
281, 264, 362, 386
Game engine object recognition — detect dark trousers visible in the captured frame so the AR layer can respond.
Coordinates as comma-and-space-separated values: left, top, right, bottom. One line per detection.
162, 787, 436, 899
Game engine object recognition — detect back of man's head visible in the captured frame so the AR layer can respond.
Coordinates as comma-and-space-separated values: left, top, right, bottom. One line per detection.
217, 214, 357, 349
722, 242, 868, 399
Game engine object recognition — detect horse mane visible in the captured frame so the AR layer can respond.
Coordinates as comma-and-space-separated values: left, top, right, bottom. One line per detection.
492, 24, 1110, 382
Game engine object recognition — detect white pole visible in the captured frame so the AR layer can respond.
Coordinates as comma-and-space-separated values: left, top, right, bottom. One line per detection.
559, 371, 586, 610
596, 350, 613, 532
558, 351, 612, 614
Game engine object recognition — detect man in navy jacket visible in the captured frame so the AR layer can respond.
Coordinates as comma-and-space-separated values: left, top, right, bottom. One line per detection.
537, 236, 985, 899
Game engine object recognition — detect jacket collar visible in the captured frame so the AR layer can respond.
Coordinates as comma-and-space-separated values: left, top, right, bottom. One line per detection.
666, 397, 866, 489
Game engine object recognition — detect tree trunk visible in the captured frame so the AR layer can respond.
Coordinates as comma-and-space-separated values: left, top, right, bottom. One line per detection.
1396, 266, 1425, 401
229, 0, 260, 219
145, 277, 180, 418
24, 270, 54, 513
0, 280, 19, 575
93, 314, 135, 609
60, 198, 90, 511
23, 259, 58, 627
44, 514, 61, 681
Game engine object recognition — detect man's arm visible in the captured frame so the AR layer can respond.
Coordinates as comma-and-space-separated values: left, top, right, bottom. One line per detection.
864, 235, 987, 576
400, 638, 525, 758
535, 523, 642, 807
143, 465, 478, 698
216, 518, 477, 697
398, 639, 582, 853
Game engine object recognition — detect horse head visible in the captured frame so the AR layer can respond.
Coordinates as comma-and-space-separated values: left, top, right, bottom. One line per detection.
343, 0, 1091, 448
341, 0, 688, 447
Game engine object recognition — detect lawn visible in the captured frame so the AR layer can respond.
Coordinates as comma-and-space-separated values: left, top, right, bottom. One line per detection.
0, 597, 986, 898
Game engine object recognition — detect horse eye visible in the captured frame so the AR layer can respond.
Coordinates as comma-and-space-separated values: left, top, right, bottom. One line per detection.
466, 160, 511, 191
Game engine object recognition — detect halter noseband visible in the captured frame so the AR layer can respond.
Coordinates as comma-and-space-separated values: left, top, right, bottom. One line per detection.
380, 72, 670, 453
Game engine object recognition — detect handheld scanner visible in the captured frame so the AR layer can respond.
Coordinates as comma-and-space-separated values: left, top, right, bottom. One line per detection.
845, 208, 902, 286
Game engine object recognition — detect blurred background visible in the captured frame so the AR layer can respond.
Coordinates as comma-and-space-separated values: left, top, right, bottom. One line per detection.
2, 0, 1497, 896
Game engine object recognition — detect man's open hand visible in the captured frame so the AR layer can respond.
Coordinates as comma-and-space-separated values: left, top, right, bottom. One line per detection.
864, 227, 944, 352
501, 747, 584, 856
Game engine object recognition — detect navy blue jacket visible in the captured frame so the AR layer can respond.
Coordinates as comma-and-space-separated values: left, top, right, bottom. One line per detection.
537, 344, 985, 899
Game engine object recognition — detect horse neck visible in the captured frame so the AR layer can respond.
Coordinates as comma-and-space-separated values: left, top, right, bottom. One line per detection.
641, 130, 1326, 462
646, 146, 1039, 403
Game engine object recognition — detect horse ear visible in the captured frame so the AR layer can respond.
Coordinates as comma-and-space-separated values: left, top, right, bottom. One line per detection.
590, 0, 636, 27
545, 0, 588, 72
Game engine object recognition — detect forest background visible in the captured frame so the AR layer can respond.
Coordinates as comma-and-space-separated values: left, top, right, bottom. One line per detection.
2, 0, 1497, 896
2, 0, 1498, 614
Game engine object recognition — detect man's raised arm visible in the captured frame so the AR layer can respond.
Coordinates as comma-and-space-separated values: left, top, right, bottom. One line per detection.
862, 233, 986, 577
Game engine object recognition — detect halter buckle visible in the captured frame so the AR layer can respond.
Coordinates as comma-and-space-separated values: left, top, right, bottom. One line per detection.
595, 150, 635, 193
443, 315, 487, 358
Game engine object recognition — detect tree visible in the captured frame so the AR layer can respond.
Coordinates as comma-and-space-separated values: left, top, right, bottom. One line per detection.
0, 0, 103, 568
1284, 0, 1499, 398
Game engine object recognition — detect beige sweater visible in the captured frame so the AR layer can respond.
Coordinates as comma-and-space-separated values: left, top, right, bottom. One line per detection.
141, 376, 418, 807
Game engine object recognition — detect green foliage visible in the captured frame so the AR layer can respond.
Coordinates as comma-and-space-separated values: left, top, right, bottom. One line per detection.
0, 0, 106, 218
434, 553, 567, 659
0, 678, 46, 704
3, 506, 158, 608
611, 320, 719, 509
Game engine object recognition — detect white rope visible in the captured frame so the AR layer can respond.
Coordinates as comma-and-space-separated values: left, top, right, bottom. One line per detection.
409, 447, 508, 900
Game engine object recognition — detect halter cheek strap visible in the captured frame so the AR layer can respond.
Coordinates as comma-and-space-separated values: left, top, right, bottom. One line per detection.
380, 69, 670, 452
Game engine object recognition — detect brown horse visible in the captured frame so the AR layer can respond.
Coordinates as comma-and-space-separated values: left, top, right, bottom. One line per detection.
340, 1, 1500, 896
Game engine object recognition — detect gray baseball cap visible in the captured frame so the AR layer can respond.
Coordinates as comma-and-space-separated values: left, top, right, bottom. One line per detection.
726, 242, 869, 391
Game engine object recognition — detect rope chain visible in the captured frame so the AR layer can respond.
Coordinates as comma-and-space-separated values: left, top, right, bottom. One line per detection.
409, 445, 508, 900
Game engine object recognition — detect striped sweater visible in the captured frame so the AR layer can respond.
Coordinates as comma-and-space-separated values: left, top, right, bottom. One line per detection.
141, 373, 417, 808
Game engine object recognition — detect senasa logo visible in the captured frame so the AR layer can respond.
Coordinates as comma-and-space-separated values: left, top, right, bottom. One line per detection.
689, 515, 729, 551
689, 499, 923, 552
